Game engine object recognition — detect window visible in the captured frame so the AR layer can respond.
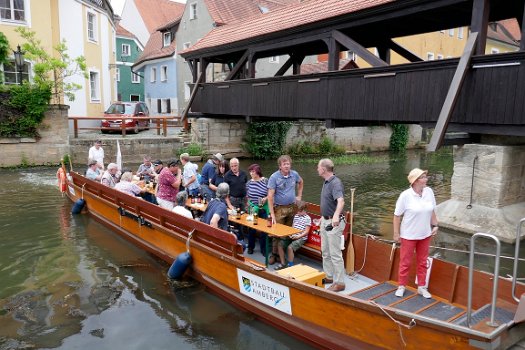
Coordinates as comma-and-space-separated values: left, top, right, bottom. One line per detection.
269, 56, 279, 63
89, 71, 100, 101
427, 52, 435, 61
130, 94, 140, 102
131, 72, 140, 83
189, 3, 197, 20
87, 11, 97, 42
491, 48, 500, 54
2, 60, 30, 84
458, 27, 464, 39
448, 28, 454, 37
116, 68, 120, 82
150, 67, 156, 82
437, 54, 444, 60
163, 32, 171, 47
121, 44, 130, 56
161, 98, 171, 113
183, 42, 191, 50
160, 66, 167, 82
0, 0, 25, 21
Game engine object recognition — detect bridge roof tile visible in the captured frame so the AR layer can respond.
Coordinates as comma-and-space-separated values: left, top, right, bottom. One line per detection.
182, 0, 392, 56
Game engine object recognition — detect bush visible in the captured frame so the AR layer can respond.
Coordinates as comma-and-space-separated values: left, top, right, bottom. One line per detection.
286, 136, 345, 157
389, 124, 409, 152
0, 84, 51, 137
243, 121, 292, 159
178, 143, 204, 156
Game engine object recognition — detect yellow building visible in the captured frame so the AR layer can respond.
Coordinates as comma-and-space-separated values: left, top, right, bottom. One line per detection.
0, 0, 117, 118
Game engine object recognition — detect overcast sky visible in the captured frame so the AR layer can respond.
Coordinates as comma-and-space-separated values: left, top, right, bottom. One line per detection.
110, 0, 186, 16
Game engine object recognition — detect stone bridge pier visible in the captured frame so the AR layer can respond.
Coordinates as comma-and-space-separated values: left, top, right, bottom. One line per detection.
437, 143, 525, 243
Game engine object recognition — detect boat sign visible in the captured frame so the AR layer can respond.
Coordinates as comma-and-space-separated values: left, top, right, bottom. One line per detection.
237, 269, 292, 315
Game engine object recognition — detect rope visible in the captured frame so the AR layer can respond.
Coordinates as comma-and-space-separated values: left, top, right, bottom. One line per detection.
349, 234, 371, 277
186, 230, 195, 253
81, 183, 86, 200
370, 300, 416, 347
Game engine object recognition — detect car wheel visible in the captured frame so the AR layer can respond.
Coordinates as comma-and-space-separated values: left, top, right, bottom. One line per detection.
133, 123, 139, 134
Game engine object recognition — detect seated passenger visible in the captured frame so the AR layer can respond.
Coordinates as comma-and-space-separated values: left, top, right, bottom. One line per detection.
114, 172, 144, 197
156, 160, 181, 210
172, 191, 193, 219
137, 155, 156, 182
274, 200, 311, 270
101, 163, 120, 188
86, 159, 102, 181
200, 183, 230, 231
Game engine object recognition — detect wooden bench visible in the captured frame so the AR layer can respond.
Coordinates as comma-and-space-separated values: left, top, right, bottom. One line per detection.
298, 202, 352, 262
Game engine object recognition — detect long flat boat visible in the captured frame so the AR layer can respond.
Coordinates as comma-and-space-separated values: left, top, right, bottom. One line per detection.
62, 169, 525, 349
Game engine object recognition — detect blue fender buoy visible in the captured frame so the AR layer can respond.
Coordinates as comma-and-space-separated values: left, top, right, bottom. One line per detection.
71, 199, 86, 214
168, 252, 192, 279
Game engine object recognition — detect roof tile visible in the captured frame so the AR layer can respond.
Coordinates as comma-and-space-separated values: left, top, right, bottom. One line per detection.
134, 0, 185, 34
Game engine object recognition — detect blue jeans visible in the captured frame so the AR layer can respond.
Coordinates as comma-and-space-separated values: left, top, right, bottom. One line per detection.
200, 184, 215, 200
187, 187, 200, 197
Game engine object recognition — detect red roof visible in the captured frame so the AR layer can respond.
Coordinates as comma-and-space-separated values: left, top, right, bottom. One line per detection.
116, 23, 136, 39
136, 30, 177, 65
134, 0, 185, 34
184, 0, 392, 55
488, 19, 521, 46
204, 0, 300, 26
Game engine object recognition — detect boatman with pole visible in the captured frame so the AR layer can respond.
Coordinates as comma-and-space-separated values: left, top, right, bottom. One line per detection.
317, 158, 346, 292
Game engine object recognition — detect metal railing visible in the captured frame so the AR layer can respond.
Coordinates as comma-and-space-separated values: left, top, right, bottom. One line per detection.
512, 218, 525, 302
68, 115, 182, 138
467, 233, 501, 328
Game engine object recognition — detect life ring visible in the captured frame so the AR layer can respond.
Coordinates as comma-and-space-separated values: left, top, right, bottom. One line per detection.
57, 167, 67, 193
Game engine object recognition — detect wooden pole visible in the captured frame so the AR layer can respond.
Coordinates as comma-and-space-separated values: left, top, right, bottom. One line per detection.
346, 188, 355, 274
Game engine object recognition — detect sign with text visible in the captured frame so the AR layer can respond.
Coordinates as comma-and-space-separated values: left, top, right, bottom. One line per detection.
237, 269, 292, 315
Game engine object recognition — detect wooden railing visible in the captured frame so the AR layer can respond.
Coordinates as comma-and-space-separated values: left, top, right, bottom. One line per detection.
68, 115, 182, 138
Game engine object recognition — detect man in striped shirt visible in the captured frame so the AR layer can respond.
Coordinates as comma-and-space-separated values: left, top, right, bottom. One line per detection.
274, 200, 311, 270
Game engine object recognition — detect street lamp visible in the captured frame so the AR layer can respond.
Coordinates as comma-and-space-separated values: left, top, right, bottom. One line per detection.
13, 45, 25, 85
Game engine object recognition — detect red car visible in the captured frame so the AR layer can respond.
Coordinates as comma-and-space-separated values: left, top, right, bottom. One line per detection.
101, 102, 150, 134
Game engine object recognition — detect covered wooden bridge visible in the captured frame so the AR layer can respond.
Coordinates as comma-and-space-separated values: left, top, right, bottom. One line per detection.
180, 0, 525, 151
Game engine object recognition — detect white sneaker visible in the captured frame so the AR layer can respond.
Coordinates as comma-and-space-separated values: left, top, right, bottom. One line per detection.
395, 286, 405, 297
418, 286, 432, 299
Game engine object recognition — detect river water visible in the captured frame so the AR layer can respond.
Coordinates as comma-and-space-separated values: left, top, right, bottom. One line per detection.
1, 149, 523, 349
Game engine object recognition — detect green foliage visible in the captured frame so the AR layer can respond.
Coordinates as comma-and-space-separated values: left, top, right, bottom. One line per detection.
15, 27, 88, 104
0, 32, 9, 83
286, 136, 346, 157
243, 121, 292, 159
179, 143, 204, 156
0, 84, 51, 137
389, 124, 409, 152
295, 153, 386, 165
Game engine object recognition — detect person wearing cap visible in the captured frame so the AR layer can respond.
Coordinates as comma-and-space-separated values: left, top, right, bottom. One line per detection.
393, 168, 438, 299
180, 153, 200, 196
88, 140, 104, 170
156, 159, 182, 210
86, 159, 102, 181
318, 158, 346, 292
201, 183, 230, 231
200, 153, 223, 199
101, 163, 120, 188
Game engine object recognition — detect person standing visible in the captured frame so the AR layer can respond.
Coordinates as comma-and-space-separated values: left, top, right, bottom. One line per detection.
267, 155, 303, 264
200, 153, 223, 199
224, 158, 248, 212
201, 183, 230, 231
156, 159, 182, 210
180, 153, 200, 196
209, 160, 229, 192
88, 140, 104, 170
393, 168, 438, 299
246, 163, 269, 255
318, 158, 346, 292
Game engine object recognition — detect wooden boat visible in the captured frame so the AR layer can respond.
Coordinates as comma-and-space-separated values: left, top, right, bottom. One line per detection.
62, 169, 525, 349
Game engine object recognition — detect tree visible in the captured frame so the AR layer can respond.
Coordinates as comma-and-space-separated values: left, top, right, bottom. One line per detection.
15, 27, 88, 104
0, 32, 10, 83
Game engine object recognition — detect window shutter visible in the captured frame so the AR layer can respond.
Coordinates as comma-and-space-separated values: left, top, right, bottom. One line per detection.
166, 99, 171, 113
157, 99, 162, 113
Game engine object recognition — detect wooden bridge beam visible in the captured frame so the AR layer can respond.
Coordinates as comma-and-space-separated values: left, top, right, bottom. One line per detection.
387, 39, 423, 62
331, 30, 388, 67
225, 51, 250, 81
427, 32, 478, 152
470, 0, 489, 56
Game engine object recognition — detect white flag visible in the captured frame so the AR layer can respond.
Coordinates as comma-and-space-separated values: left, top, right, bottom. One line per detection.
116, 140, 122, 171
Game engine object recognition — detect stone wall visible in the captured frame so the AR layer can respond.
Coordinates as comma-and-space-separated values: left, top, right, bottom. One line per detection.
0, 105, 70, 167
191, 117, 423, 156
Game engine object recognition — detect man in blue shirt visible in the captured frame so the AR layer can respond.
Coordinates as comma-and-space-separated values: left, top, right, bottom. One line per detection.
200, 153, 223, 200
267, 155, 304, 264
201, 183, 230, 231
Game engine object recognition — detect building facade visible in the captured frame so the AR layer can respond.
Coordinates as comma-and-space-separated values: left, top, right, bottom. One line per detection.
0, 0, 117, 121
115, 23, 144, 102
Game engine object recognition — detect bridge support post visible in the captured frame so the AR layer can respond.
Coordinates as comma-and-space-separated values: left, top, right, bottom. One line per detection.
437, 143, 525, 243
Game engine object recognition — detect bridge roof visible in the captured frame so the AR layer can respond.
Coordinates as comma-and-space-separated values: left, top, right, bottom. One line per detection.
181, 0, 524, 60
